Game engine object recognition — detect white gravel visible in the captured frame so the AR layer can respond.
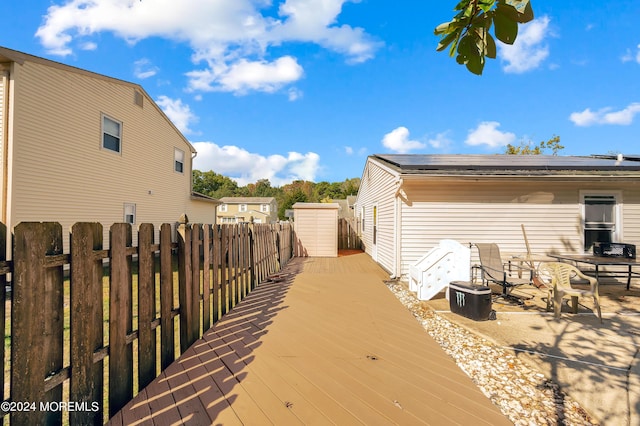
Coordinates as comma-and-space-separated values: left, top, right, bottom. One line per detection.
385, 280, 597, 426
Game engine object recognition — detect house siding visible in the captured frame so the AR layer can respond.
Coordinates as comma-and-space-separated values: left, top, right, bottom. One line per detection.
6, 58, 211, 249
398, 179, 640, 278
0, 69, 5, 222
355, 159, 397, 275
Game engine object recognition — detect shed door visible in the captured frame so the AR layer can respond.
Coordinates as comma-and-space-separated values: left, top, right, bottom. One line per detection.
295, 209, 338, 257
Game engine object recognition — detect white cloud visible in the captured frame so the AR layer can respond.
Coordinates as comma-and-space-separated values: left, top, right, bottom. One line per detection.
427, 131, 453, 150
621, 44, 640, 64
134, 58, 159, 79
500, 16, 551, 73
382, 127, 426, 154
155, 96, 198, 135
344, 146, 354, 155
569, 103, 640, 126
192, 142, 320, 186
465, 121, 516, 148
187, 56, 304, 94
35, 0, 380, 95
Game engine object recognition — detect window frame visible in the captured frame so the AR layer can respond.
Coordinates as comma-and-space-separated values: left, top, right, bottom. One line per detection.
219, 204, 228, 212
102, 114, 122, 154
260, 204, 269, 213
174, 148, 185, 173
124, 203, 136, 225
239, 204, 248, 212
580, 190, 622, 252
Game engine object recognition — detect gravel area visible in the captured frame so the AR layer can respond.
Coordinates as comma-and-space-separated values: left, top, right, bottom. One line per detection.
385, 280, 597, 426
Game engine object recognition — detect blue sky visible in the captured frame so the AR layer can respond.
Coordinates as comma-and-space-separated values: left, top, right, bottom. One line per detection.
2, 1, 639, 185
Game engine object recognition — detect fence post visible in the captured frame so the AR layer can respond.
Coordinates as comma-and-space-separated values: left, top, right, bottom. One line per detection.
69, 222, 104, 425
138, 223, 156, 390
219, 225, 228, 316
159, 223, 175, 369
212, 224, 220, 323
109, 223, 134, 418
202, 224, 211, 331
177, 214, 193, 353
248, 224, 256, 289
190, 223, 201, 343
11, 222, 64, 426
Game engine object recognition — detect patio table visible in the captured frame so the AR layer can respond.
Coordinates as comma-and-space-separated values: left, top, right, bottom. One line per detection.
548, 253, 640, 290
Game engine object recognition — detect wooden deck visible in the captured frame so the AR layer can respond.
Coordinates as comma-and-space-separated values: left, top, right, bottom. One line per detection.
109, 252, 510, 425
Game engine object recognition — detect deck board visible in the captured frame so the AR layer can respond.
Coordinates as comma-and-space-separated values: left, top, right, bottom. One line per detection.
110, 252, 510, 425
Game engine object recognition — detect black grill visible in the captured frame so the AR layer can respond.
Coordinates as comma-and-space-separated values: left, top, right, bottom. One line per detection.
593, 242, 636, 259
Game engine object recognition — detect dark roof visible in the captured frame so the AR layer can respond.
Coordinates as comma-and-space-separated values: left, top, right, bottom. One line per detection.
219, 197, 276, 203
373, 154, 640, 174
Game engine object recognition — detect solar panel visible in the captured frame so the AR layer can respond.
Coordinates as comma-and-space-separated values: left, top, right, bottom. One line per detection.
373, 154, 640, 171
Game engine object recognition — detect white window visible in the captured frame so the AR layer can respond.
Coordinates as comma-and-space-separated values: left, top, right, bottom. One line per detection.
124, 203, 136, 224
219, 204, 228, 212
260, 204, 269, 212
174, 148, 185, 173
102, 115, 122, 153
239, 204, 247, 212
581, 192, 621, 252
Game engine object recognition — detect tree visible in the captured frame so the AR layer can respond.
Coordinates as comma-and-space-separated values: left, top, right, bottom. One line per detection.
505, 135, 563, 155
192, 170, 240, 198
435, 0, 534, 75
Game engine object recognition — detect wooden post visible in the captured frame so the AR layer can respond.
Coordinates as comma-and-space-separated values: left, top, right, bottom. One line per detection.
177, 214, 193, 353
220, 225, 228, 316
202, 224, 211, 331
229, 224, 237, 308
248, 225, 256, 289
190, 223, 201, 343
212, 224, 220, 323
138, 223, 156, 390
109, 223, 134, 418
12, 222, 64, 426
159, 223, 175, 369
70, 223, 104, 425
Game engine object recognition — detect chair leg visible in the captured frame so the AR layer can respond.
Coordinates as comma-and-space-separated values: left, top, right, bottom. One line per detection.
570, 296, 578, 314
594, 296, 603, 323
554, 290, 562, 319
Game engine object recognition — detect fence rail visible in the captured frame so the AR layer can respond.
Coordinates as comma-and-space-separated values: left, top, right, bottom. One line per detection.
1, 217, 292, 425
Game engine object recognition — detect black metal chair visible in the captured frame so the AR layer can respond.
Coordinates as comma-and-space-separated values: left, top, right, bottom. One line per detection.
474, 243, 533, 304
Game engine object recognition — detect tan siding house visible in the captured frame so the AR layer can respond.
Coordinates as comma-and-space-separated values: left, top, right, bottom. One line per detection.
0, 46, 218, 250
355, 154, 640, 280
217, 197, 278, 224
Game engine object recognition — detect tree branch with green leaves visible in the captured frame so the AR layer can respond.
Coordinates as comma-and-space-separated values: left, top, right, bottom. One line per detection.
435, 0, 534, 75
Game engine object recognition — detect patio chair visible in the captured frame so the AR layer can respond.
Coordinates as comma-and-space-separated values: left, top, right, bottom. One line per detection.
539, 262, 602, 323
473, 243, 533, 304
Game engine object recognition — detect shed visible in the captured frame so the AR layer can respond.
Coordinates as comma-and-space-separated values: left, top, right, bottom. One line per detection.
293, 203, 339, 257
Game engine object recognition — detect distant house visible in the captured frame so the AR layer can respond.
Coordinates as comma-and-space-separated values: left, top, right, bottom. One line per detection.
332, 195, 357, 219
217, 197, 278, 224
0, 46, 219, 250
354, 154, 640, 280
